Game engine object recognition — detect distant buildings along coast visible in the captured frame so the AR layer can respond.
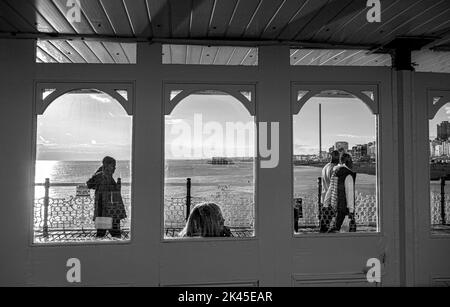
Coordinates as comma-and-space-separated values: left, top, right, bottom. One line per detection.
430, 121, 450, 162
294, 141, 376, 163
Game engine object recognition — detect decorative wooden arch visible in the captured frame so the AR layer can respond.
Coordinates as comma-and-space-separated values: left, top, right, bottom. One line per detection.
428, 90, 450, 119
164, 83, 256, 116
290, 83, 379, 115
35, 82, 134, 115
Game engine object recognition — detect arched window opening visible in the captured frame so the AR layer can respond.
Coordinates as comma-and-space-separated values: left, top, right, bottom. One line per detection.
292, 90, 379, 234
429, 102, 450, 234
164, 90, 255, 239
34, 89, 133, 243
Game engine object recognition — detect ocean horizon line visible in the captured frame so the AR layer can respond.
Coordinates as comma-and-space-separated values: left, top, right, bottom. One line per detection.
36, 158, 256, 162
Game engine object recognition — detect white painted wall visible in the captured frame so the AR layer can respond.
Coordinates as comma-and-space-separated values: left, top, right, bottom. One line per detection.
0, 39, 448, 286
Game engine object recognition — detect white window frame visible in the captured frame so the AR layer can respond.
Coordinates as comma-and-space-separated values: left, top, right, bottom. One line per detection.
31, 81, 135, 246
162, 81, 258, 242
290, 82, 381, 237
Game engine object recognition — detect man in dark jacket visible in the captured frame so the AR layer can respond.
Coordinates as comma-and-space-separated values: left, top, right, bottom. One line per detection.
87, 156, 126, 238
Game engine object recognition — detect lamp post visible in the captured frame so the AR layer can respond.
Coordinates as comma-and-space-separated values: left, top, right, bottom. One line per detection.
319, 103, 322, 160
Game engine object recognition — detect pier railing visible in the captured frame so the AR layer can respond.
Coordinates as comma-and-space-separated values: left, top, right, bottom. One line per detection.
34, 178, 132, 242
294, 176, 378, 232
34, 178, 255, 242
36, 176, 448, 241
430, 177, 450, 227
294, 176, 449, 233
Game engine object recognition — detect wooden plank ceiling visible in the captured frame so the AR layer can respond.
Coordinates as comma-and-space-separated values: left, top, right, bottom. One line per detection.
1, 0, 449, 69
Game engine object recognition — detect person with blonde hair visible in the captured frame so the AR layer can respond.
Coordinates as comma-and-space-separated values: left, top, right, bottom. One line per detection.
179, 202, 231, 237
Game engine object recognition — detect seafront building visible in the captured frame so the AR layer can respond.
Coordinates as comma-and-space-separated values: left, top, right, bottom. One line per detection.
430, 122, 450, 159
437, 121, 450, 141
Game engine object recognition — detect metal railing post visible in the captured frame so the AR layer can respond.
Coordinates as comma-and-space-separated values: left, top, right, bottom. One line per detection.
43, 178, 50, 238
318, 177, 322, 223
293, 199, 300, 232
441, 177, 446, 225
186, 178, 191, 221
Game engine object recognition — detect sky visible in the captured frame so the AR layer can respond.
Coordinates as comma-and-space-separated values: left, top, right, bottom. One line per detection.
37, 93, 132, 161
429, 103, 450, 139
293, 97, 376, 155
37, 91, 377, 161
165, 93, 255, 159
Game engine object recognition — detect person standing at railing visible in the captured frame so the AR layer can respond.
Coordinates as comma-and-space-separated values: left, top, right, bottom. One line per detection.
87, 156, 127, 238
319, 150, 340, 232
326, 153, 357, 233
321, 150, 340, 203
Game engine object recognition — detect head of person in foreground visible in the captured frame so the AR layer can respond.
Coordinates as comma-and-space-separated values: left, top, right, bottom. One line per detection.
179, 202, 231, 237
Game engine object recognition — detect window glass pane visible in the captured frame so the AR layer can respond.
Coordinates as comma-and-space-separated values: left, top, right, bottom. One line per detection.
297, 91, 309, 101
36, 40, 137, 64
429, 103, 450, 234
293, 91, 378, 234
115, 90, 128, 101
361, 91, 375, 101
34, 91, 132, 243
239, 91, 252, 102
164, 91, 255, 239
170, 90, 183, 101
162, 45, 258, 66
42, 88, 56, 100
290, 49, 391, 66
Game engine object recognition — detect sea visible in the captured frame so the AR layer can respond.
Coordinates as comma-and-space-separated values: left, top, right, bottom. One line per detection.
34, 160, 132, 199
33, 161, 449, 234
34, 160, 384, 201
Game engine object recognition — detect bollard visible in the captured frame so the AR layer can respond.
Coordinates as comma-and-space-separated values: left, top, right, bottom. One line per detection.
441, 177, 446, 225
186, 178, 191, 221
43, 178, 50, 238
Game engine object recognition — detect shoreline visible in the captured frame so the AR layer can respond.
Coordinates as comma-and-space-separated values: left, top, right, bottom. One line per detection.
294, 162, 376, 176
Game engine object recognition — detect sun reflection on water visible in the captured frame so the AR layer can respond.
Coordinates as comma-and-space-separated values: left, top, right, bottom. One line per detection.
35, 160, 58, 183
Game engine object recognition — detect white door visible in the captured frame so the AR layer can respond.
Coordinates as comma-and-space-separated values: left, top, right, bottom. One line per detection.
412, 73, 450, 286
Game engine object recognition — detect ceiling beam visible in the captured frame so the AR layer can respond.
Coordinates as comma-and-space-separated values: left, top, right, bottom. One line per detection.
0, 31, 380, 50
426, 34, 450, 51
